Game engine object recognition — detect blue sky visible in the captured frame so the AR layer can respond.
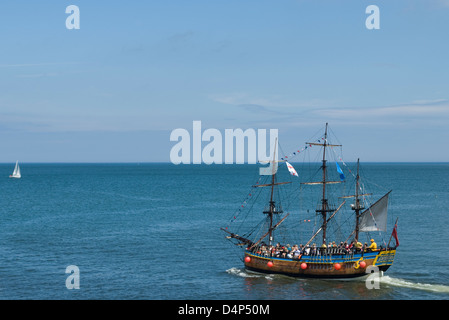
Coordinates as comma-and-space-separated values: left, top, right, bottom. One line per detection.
0, 0, 448, 162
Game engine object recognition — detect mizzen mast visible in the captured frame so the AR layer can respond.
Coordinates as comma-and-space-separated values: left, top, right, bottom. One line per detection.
340, 158, 371, 241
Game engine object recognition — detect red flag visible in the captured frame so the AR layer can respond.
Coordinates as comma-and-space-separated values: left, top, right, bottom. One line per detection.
391, 224, 399, 246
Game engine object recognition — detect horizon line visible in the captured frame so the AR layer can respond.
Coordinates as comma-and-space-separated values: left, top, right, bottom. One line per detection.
0, 161, 448, 164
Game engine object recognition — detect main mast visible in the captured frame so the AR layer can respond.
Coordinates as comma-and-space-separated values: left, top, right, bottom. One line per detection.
268, 141, 277, 245
319, 123, 330, 244
354, 159, 363, 241
303, 123, 341, 245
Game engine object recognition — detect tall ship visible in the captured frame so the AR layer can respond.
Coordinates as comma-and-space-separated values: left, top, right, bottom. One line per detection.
222, 123, 399, 278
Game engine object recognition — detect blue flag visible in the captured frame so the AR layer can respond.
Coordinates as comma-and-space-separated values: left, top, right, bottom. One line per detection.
336, 162, 345, 181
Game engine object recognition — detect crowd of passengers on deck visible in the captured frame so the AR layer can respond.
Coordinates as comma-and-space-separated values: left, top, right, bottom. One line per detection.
248, 239, 379, 259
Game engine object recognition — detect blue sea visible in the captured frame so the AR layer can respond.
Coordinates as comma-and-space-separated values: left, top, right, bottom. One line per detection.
0, 162, 448, 300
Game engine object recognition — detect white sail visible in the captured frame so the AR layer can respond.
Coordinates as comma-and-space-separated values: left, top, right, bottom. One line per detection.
359, 191, 391, 232
10, 161, 21, 178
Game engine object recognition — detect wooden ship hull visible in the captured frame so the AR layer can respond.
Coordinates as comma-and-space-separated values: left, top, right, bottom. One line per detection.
244, 249, 396, 278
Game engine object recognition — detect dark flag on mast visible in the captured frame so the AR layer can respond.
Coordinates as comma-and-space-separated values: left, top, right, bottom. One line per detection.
391, 220, 399, 247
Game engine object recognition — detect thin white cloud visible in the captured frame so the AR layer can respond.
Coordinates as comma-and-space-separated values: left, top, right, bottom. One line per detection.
312, 100, 449, 120
15, 73, 58, 78
0, 111, 163, 133
210, 92, 335, 109
0, 62, 80, 68
211, 93, 449, 128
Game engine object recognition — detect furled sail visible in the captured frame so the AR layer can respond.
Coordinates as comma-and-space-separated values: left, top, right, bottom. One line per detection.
359, 191, 391, 232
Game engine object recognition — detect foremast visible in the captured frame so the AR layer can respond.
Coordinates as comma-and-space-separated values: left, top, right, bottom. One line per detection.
252, 138, 290, 246
222, 138, 291, 249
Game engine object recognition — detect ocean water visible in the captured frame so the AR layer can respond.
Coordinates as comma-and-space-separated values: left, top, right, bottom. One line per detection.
0, 162, 448, 300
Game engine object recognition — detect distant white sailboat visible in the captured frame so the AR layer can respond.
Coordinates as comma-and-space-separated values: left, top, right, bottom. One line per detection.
9, 161, 21, 179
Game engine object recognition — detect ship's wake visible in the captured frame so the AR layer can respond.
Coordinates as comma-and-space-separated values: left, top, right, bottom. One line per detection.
227, 268, 449, 294
226, 267, 275, 280
379, 275, 449, 293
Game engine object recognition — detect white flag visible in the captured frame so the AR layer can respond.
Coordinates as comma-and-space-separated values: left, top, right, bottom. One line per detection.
286, 161, 298, 177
